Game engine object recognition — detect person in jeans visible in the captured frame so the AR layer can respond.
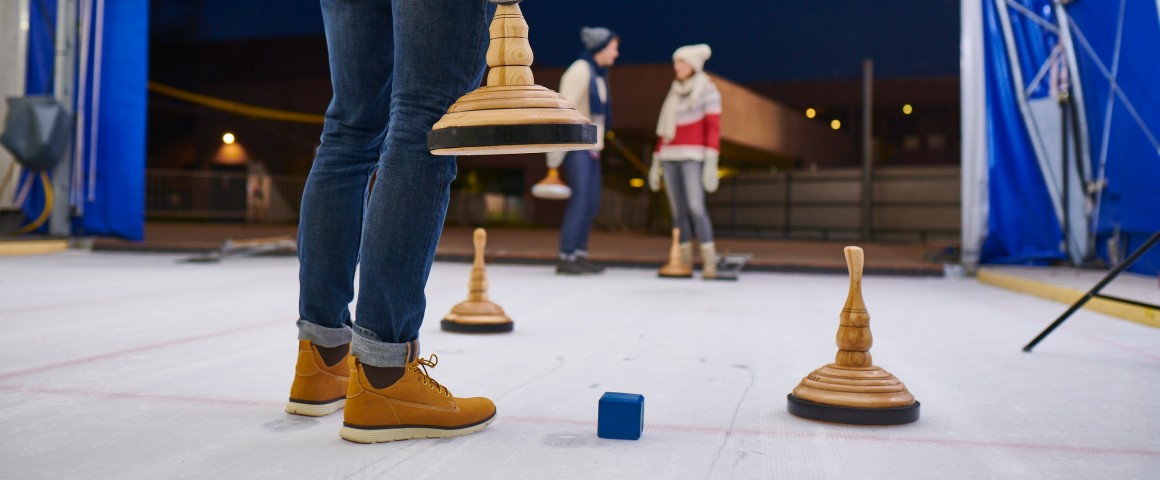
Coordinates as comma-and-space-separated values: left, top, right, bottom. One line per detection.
286, 0, 496, 444
547, 27, 620, 275
648, 44, 723, 279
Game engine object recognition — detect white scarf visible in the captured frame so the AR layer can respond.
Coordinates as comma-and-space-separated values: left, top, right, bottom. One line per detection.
656, 71, 709, 143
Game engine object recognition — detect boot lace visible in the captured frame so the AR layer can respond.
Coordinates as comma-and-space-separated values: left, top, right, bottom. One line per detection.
409, 354, 450, 397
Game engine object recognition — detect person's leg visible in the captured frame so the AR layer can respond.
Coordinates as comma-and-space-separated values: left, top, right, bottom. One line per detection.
288, 0, 394, 417
663, 161, 694, 243
679, 161, 718, 277
558, 150, 593, 259
576, 153, 602, 257
680, 161, 714, 244
351, 0, 490, 363
340, 0, 496, 444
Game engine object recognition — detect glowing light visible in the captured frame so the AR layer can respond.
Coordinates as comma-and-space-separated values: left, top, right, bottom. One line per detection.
902, 104, 914, 115
830, 120, 841, 130
629, 178, 645, 188
805, 108, 816, 119
222, 132, 236, 145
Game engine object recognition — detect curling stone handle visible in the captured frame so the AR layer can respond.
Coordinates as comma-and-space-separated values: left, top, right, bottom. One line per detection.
842, 246, 866, 312
844, 246, 864, 283
473, 228, 487, 267
836, 246, 872, 367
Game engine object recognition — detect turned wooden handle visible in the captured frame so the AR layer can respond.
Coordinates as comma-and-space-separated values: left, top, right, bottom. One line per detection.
473, 228, 487, 267
842, 246, 866, 312
468, 228, 489, 301
844, 246, 864, 283
836, 246, 872, 367
485, 4, 535, 86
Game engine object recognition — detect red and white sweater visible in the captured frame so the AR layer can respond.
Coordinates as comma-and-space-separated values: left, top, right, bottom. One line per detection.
654, 80, 721, 161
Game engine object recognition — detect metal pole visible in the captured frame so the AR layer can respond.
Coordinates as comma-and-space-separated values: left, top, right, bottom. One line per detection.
1060, 94, 1070, 263
1023, 231, 1160, 352
49, 0, 77, 236
783, 170, 791, 239
861, 59, 873, 241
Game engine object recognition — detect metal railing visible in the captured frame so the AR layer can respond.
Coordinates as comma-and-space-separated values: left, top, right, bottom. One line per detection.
145, 166, 962, 244
146, 169, 306, 222
707, 167, 961, 242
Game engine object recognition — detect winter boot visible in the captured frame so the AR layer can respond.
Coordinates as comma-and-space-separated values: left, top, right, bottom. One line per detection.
340, 355, 496, 444
700, 242, 719, 280
286, 340, 350, 416
679, 241, 693, 267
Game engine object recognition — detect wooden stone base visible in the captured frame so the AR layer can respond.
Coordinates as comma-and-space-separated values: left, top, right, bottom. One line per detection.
429, 84, 597, 155
787, 394, 920, 425
657, 268, 693, 278
442, 299, 513, 334
429, 123, 595, 156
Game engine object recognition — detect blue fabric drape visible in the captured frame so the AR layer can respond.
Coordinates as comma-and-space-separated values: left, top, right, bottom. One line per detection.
17, 0, 58, 230
1068, 1, 1160, 275
72, 0, 147, 240
17, 0, 147, 240
980, 0, 1066, 264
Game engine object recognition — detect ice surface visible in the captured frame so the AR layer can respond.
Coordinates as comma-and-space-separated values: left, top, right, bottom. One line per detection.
1, 251, 1157, 479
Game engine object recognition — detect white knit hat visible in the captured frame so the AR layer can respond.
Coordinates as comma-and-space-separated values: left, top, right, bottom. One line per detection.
672, 44, 712, 72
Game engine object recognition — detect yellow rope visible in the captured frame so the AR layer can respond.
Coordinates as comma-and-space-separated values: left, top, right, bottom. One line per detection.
147, 81, 325, 124
13, 172, 52, 235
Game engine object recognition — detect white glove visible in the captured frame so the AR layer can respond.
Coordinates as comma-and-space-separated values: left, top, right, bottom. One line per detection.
648, 158, 662, 192
546, 151, 565, 169
702, 150, 720, 193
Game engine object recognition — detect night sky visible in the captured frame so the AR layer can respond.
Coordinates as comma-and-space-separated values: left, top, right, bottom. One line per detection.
154, 0, 959, 82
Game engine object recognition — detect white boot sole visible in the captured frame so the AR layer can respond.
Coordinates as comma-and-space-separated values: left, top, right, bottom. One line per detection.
285, 398, 345, 417
339, 415, 495, 444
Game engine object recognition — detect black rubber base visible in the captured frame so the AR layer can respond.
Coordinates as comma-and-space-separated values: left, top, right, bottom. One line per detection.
428, 123, 597, 151
786, 394, 920, 425
657, 272, 693, 279
704, 274, 739, 281
441, 319, 514, 334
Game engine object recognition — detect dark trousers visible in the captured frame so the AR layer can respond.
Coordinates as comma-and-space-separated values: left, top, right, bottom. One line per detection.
559, 150, 602, 256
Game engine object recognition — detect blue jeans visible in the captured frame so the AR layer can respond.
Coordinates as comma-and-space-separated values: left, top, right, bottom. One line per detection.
662, 160, 714, 244
296, 0, 491, 368
559, 150, 602, 257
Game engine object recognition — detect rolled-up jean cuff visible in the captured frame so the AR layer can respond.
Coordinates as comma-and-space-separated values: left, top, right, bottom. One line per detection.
297, 318, 353, 348
351, 325, 417, 367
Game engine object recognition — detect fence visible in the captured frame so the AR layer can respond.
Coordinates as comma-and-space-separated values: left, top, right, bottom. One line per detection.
146, 169, 305, 222
709, 166, 960, 242
146, 166, 961, 243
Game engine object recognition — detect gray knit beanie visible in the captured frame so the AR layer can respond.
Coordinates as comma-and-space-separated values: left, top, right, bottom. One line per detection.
581, 27, 616, 53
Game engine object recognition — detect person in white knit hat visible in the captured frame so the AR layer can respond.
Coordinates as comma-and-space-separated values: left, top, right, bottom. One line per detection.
547, 26, 620, 275
648, 44, 724, 279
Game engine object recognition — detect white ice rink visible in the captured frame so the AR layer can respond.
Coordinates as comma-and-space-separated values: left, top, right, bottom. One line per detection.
1, 251, 1158, 479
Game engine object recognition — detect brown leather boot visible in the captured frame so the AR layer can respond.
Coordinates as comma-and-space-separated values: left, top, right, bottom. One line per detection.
340, 355, 496, 444
285, 340, 350, 416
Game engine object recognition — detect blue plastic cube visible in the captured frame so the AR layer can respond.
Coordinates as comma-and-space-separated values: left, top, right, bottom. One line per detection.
598, 392, 644, 440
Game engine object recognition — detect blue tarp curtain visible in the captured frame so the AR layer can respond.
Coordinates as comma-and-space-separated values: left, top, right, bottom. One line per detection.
976, 0, 1159, 275
1068, 0, 1160, 275
981, 0, 1067, 265
19, 0, 147, 241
